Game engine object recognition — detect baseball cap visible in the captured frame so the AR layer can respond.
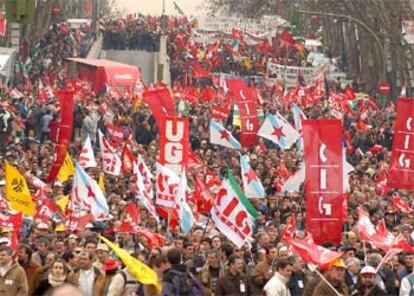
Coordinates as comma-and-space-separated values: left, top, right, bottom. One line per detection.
96, 243, 109, 252
0, 237, 10, 246
360, 265, 376, 275
37, 223, 49, 230
102, 259, 119, 271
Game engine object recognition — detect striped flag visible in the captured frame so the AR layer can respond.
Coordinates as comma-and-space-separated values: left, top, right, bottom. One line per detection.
209, 119, 241, 149
240, 154, 265, 198
258, 112, 299, 150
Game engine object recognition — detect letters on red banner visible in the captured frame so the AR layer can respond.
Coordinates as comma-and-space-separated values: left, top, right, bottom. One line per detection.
226, 79, 259, 147
106, 123, 125, 143
303, 119, 343, 245
389, 98, 414, 189
159, 116, 189, 176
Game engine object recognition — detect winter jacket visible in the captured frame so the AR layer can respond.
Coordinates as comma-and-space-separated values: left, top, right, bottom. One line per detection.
0, 263, 28, 296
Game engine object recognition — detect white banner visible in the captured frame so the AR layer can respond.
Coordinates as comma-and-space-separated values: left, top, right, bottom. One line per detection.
267, 63, 329, 87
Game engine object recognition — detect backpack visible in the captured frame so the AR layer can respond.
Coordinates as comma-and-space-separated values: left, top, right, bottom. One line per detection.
169, 269, 204, 296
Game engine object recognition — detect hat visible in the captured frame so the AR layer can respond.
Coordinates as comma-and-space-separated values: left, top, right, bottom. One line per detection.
96, 243, 109, 252
360, 265, 376, 275
0, 237, 10, 246
102, 259, 119, 271
340, 243, 356, 252
329, 258, 346, 269
0, 180, 5, 186
85, 223, 94, 229
37, 223, 49, 230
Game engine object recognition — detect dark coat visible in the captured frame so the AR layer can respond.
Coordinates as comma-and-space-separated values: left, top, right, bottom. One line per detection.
351, 285, 387, 296
215, 271, 252, 296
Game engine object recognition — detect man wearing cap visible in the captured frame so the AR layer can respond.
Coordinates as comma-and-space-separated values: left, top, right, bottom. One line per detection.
94, 243, 110, 269
312, 259, 349, 296
352, 266, 386, 296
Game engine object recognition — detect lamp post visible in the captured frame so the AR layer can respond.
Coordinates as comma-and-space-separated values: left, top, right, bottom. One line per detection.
296, 9, 388, 105
162, 0, 166, 34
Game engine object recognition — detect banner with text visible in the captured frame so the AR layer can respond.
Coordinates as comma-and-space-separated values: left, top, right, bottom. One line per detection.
389, 98, 414, 189
303, 119, 343, 244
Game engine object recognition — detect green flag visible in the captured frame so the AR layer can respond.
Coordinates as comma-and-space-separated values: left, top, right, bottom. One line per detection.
173, 1, 185, 15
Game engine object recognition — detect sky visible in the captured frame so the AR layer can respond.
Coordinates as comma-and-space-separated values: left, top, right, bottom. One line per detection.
115, 0, 205, 16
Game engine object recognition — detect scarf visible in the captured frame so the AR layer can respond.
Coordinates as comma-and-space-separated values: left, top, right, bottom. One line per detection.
48, 273, 66, 287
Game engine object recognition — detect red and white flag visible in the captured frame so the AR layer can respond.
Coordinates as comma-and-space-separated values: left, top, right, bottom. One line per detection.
303, 119, 343, 244
98, 130, 121, 176
78, 135, 97, 168
393, 194, 414, 213
34, 198, 60, 222
106, 123, 125, 144
119, 202, 141, 232
155, 163, 180, 208
389, 98, 414, 189
38, 80, 48, 103
121, 144, 136, 174
133, 160, 158, 222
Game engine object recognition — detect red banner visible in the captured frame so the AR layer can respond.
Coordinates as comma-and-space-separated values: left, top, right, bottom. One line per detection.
389, 98, 414, 189
303, 119, 343, 245
227, 79, 259, 147
159, 116, 189, 176
46, 90, 74, 183
143, 88, 176, 127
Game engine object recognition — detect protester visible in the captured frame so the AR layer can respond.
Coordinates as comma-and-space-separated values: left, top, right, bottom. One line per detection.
215, 254, 251, 296
0, 246, 29, 295
33, 258, 70, 295
351, 266, 387, 296
263, 258, 293, 296
310, 259, 349, 296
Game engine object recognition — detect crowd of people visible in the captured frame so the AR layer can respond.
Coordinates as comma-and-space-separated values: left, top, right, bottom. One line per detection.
0, 11, 411, 296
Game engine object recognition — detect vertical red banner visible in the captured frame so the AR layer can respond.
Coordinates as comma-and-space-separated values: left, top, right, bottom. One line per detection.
142, 88, 176, 127
159, 116, 189, 176
226, 79, 259, 147
46, 90, 74, 182
303, 119, 343, 245
389, 98, 414, 189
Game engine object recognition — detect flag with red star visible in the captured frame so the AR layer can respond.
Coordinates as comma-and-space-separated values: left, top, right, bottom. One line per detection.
258, 112, 299, 150
209, 119, 241, 149
71, 163, 109, 220
240, 154, 265, 198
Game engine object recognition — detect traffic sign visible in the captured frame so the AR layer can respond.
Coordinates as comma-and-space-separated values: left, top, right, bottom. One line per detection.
378, 81, 391, 95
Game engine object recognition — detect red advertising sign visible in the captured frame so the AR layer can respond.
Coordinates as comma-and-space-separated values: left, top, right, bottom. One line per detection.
389, 98, 414, 189
303, 119, 343, 245
159, 116, 189, 176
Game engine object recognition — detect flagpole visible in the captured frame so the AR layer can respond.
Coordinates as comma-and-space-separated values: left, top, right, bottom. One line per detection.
195, 213, 211, 256
313, 268, 342, 296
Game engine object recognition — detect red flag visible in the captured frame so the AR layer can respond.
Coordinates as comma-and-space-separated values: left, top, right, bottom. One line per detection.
343, 85, 356, 100
121, 144, 136, 174
192, 61, 210, 79
281, 216, 296, 242
106, 123, 125, 143
119, 202, 141, 232
24, 78, 33, 93
193, 176, 214, 213
66, 213, 92, 232
34, 198, 60, 222
303, 119, 343, 244
232, 28, 245, 42
38, 80, 48, 103
393, 194, 414, 213
284, 235, 343, 268
142, 88, 176, 127
46, 90, 74, 182
84, 0, 93, 17
0, 12, 6, 36
158, 116, 189, 176
280, 29, 294, 45
389, 98, 414, 189
135, 227, 166, 248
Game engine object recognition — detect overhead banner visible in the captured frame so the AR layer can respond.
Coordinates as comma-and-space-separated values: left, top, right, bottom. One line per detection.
303, 119, 343, 245
267, 63, 329, 88
159, 116, 189, 176
389, 98, 414, 189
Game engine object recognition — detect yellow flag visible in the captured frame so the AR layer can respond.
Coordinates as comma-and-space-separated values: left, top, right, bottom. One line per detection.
5, 162, 35, 216
57, 153, 75, 183
56, 195, 69, 212
100, 236, 162, 291
98, 174, 105, 192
